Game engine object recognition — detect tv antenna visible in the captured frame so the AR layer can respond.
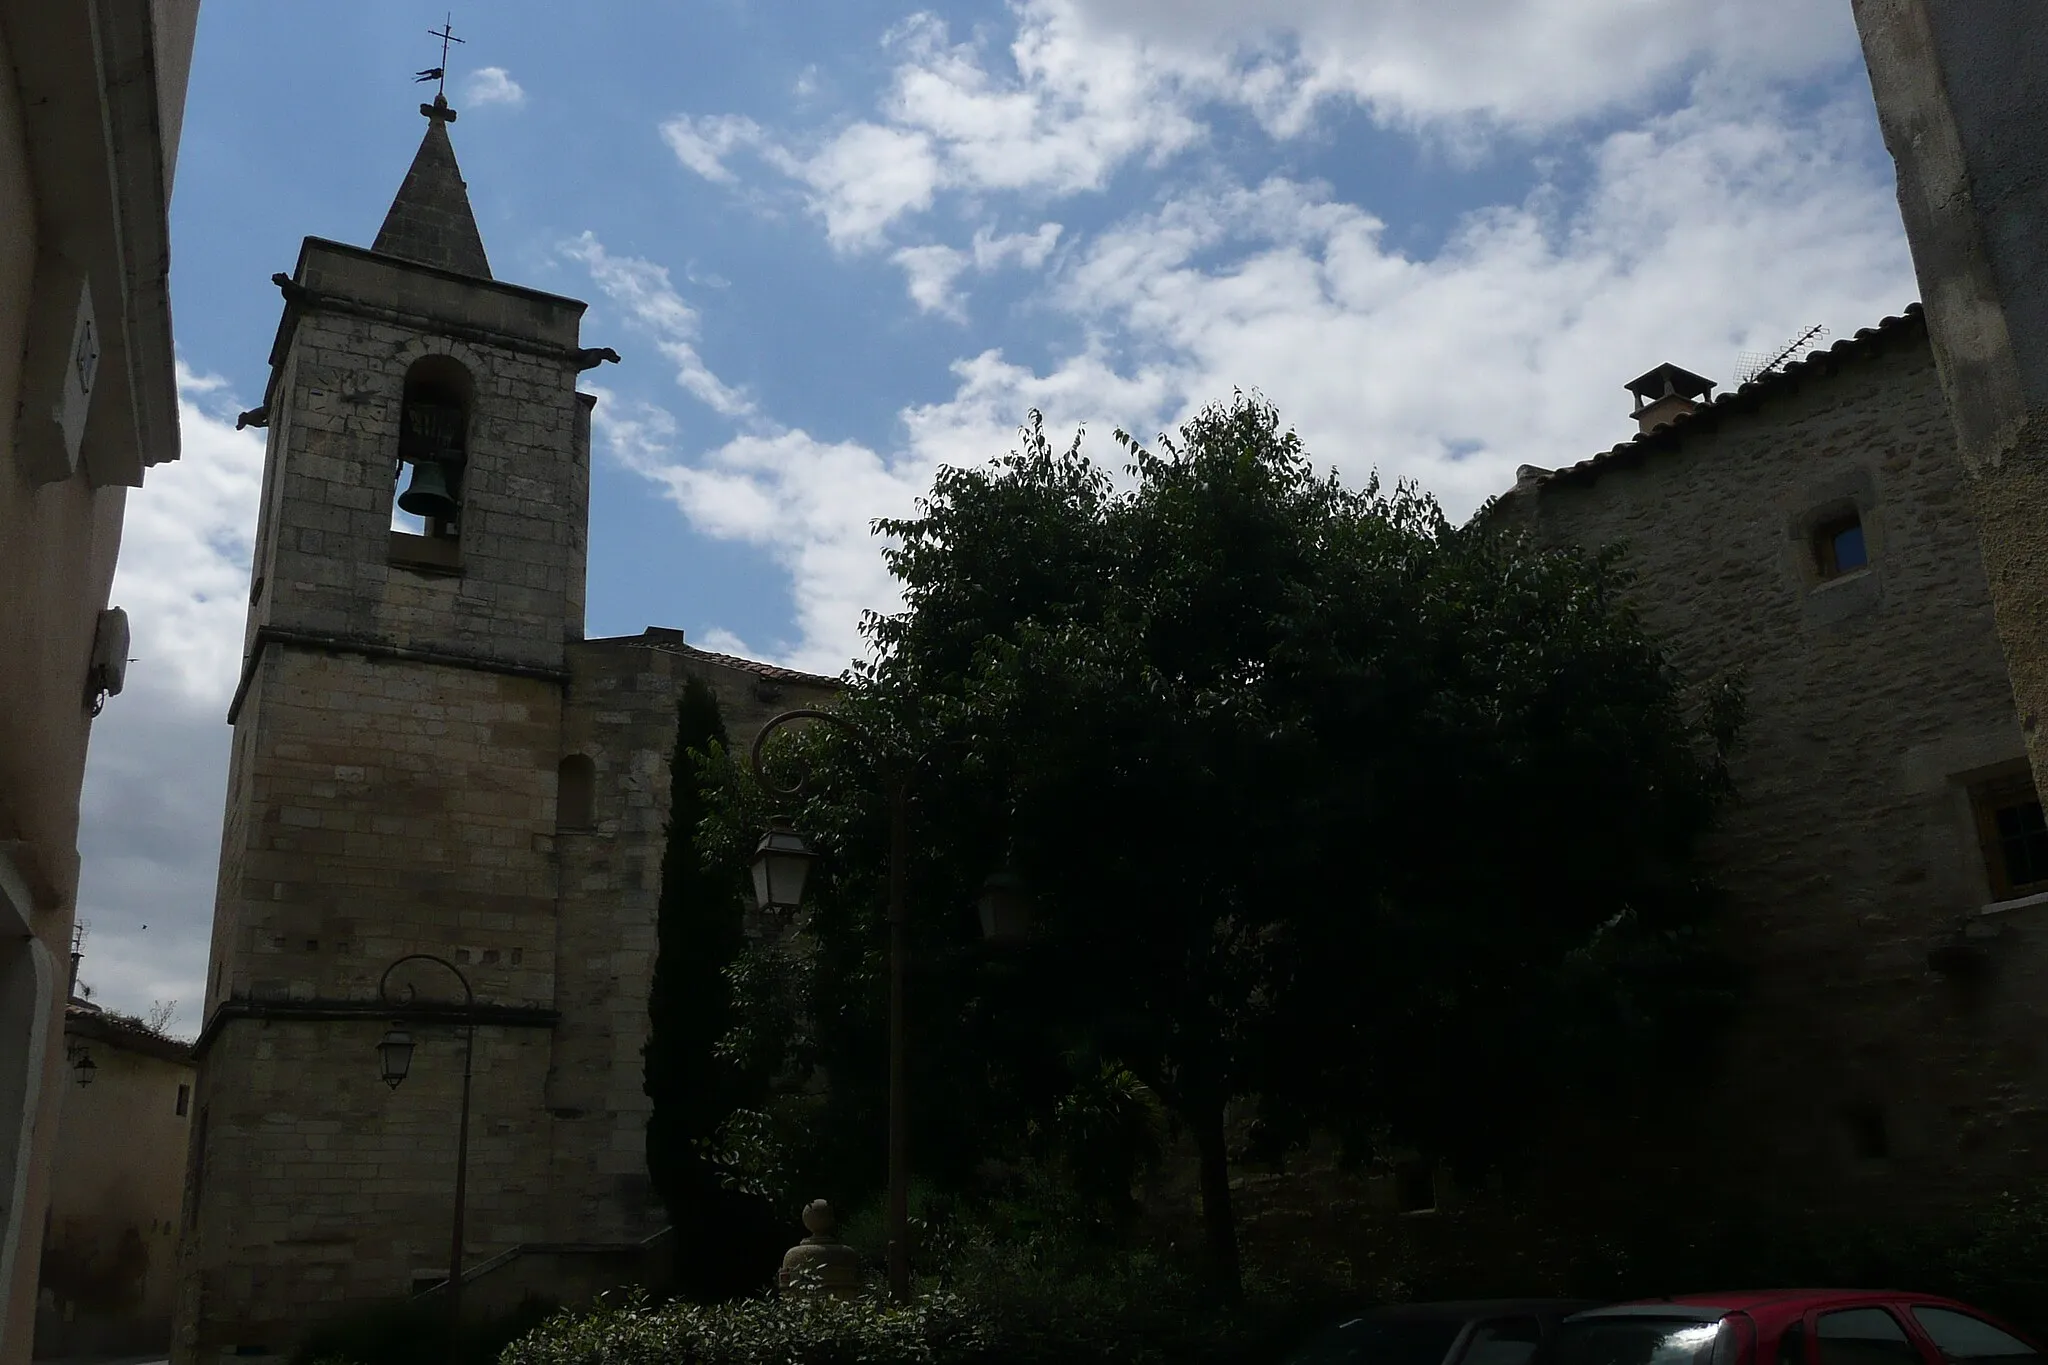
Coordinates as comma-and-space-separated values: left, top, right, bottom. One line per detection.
1734, 323, 1828, 387
69, 920, 89, 1000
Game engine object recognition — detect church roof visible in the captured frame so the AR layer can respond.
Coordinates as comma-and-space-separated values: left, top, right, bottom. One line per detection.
592, 627, 843, 687
371, 94, 493, 279
678, 644, 842, 687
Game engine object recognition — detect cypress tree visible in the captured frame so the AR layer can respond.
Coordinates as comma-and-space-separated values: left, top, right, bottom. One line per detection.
643, 676, 776, 1297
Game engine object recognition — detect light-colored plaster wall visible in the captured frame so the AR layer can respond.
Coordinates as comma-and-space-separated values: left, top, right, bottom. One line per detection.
0, 11, 128, 1358
0, 3, 198, 1354
35, 1028, 194, 1358
1501, 329, 2048, 1213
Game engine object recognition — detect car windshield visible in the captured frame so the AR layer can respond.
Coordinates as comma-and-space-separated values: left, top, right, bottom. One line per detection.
1553, 1317, 1727, 1365
1289, 1317, 1470, 1365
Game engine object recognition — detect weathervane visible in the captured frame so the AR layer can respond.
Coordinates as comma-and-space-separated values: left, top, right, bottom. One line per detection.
414, 13, 464, 98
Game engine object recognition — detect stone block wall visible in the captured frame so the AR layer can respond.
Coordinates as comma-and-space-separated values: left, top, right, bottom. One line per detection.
545, 632, 838, 1248
247, 242, 591, 673
177, 211, 846, 1359
1498, 324, 2048, 1214
180, 643, 567, 1360
180, 1017, 554, 1352
207, 650, 563, 1015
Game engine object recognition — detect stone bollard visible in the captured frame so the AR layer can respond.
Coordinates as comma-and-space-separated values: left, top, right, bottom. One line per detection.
777, 1198, 861, 1298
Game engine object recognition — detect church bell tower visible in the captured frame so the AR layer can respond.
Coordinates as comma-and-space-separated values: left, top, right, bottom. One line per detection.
174, 90, 616, 1361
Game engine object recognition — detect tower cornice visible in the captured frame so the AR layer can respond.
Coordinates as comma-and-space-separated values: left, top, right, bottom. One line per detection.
226, 626, 571, 726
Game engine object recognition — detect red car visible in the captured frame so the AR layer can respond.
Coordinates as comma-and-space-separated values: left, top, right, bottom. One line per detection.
1551, 1292, 2042, 1365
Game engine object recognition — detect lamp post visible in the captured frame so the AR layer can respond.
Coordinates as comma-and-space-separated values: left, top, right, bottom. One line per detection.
376, 953, 476, 1329
748, 708, 1029, 1304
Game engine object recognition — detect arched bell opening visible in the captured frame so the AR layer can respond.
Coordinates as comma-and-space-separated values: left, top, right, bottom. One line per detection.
393, 355, 474, 539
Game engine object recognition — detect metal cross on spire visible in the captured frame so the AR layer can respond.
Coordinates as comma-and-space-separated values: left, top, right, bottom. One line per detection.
414, 13, 464, 97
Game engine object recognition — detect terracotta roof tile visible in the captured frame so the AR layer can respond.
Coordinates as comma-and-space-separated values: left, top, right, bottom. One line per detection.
1528, 303, 1926, 493
593, 628, 842, 686
672, 644, 842, 687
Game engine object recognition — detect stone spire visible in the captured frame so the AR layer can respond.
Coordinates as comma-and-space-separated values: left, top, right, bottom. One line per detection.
371, 94, 492, 279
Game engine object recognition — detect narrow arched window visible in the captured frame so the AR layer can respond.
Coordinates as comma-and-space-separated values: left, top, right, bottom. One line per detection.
557, 754, 596, 832
393, 355, 474, 540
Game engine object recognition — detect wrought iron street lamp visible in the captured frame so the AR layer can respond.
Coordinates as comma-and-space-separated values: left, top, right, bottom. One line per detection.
750, 820, 818, 913
375, 953, 476, 1328
976, 870, 1033, 946
377, 1027, 416, 1089
71, 1049, 96, 1087
748, 708, 1031, 1303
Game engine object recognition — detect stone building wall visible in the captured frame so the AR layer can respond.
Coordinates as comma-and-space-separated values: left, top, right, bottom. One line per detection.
180, 104, 847, 1360
1495, 314, 2048, 1214
205, 653, 565, 1013
180, 219, 601, 1359
546, 631, 839, 1247
186, 1020, 553, 1330
245, 240, 590, 673
181, 646, 567, 1354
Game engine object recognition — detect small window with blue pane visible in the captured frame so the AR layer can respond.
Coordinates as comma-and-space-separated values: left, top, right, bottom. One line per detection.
1813, 511, 1868, 579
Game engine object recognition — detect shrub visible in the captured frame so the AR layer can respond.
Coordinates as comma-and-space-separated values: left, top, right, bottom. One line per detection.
499, 1282, 1337, 1365
498, 1287, 987, 1365
1941, 1186, 2048, 1336
288, 1293, 555, 1365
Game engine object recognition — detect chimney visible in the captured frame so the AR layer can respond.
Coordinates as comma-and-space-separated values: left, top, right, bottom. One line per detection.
1624, 363, 1716, 434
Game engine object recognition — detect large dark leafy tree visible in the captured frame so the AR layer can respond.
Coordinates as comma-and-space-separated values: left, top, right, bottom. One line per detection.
742, 396, 1743, 1296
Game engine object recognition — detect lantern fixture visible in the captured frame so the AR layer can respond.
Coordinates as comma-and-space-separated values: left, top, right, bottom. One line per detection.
72, 1050, 96, 1087
750, 819, 818, 913
976, 870, 1034, 945
378, 1026, 416, 1090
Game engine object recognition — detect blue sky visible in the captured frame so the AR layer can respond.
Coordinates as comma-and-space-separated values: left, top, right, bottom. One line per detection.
77, 0, 1921, 1032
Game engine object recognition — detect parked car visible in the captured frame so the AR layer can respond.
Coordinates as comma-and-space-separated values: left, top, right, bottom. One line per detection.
1288, 1299, 1609, 1365
1550, 1292, 2042, 1365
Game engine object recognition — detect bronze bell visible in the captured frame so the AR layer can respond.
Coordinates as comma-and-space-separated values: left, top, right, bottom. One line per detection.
397, 458, 459, 521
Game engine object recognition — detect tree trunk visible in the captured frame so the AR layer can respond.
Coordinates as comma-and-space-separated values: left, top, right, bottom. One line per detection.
1191, 1100, 1243, 1303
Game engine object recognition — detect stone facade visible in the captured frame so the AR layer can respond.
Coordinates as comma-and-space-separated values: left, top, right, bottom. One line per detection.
1855, 2, 2048, 812
1492, 308, 2048, 1214
175, 104, 837, 1362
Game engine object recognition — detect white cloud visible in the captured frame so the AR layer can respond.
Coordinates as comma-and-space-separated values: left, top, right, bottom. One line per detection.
661, 0, 1862, 251
894, 223, 1063, 318
562, 232, 754, 419
73, 364, 266, 1037
893, 244, 972, 319
463, 66, 526, 108
795, 123, 944, 249
985, 222, 1062, 269
601, 82, 1915, 677
661, 7, 1200, 248
1044, 90, 1914, 514
1049, 0, 1858, 133
660, 113, 767, 184
879, 10, 1203, 195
